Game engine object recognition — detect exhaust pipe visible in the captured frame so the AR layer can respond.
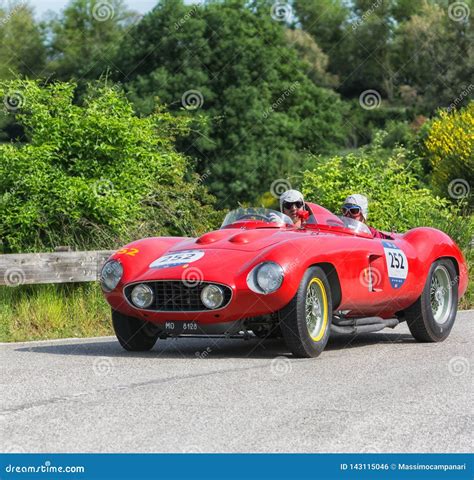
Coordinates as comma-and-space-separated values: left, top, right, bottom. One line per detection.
331, 317, 399, 335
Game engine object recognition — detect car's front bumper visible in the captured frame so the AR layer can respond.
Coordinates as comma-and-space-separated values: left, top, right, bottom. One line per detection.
105, 279, 293, 325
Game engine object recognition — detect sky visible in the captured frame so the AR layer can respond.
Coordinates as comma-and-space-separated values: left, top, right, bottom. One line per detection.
28, 0, 160, 17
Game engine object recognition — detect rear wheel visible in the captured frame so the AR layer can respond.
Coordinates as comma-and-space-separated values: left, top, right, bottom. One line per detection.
112, 310, 160, 351
279, 266, 332, 358
404, 259, 458, 342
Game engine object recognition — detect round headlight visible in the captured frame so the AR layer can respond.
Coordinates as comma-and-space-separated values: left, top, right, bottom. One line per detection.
200, 284, 224, 309
131, 284, 154, 309
100, 260, 123, 292
252, 262, 283, 294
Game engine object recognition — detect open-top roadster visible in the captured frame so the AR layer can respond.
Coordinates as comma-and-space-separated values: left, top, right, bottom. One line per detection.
100, 203, 468, 357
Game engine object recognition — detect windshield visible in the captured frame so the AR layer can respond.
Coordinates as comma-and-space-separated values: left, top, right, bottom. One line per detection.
221, 208, 293, 228
336, 216, 372, 235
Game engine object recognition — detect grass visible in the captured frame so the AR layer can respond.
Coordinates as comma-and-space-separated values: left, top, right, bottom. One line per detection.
459, 249, 473, 311
0, 282, 113, 342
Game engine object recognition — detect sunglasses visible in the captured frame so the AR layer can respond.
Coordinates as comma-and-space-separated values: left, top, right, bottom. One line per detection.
342, 205, 362, 216
283, 201, 304, 209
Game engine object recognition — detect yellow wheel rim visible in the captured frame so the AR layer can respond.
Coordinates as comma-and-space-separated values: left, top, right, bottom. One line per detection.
305, 277, 328, 342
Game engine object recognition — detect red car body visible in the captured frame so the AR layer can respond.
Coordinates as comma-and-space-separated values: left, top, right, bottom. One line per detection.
103, 203, 468, 327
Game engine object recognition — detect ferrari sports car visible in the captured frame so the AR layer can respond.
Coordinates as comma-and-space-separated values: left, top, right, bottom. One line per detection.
100, 203, 468, 358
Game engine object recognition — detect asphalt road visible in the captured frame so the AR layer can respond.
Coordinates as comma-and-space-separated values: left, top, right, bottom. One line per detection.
1, 311, 472, 453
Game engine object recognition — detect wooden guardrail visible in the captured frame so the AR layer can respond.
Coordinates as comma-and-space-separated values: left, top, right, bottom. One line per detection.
0, 249, 114, 286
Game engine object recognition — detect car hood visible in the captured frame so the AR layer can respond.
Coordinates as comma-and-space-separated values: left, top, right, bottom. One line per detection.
127, 229, 304, 284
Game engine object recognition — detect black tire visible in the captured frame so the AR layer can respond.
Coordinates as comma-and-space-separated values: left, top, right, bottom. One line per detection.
404, 259, 458, 342
279, 266, 332, 358
112, 309, 160, 351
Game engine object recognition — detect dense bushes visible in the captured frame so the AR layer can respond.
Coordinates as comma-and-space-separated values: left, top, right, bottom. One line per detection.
424, 102, 473, 204
302, 133, 472, 249
0, 80, 218, 253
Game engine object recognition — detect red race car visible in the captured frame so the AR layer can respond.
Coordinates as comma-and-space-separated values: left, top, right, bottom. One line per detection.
100, 203, 468, 358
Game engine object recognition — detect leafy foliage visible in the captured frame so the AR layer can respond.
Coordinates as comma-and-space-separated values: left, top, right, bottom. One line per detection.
0, 80, 218, 253
424, 102, 474, 204
0, 1, 46, 79
302, 133, 472, 248
115, 0, 349, 206
46, 0, 139, 83
392, 1, 473, 112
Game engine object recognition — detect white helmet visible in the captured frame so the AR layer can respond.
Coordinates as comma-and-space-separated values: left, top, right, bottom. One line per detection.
280, 189, 304, 211
344, 194, 368, 219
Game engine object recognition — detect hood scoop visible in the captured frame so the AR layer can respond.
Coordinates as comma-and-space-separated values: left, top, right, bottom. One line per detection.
196, 231, 230, 245
228, 230, 270, 244
191, 228, 283, 251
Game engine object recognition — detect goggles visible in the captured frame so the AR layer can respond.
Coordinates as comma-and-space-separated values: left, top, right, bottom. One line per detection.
342, 204, 362, 216
283, 201, 304, 209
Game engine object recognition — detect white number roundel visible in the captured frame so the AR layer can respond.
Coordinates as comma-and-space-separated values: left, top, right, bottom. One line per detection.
382, 241, 408, 289
149, 250, 205, 269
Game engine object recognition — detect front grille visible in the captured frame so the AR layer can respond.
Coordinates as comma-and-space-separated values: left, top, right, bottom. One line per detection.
124, 281, 232, 311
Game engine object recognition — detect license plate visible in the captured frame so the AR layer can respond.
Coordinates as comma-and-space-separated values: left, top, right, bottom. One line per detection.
163, 321, 199, 334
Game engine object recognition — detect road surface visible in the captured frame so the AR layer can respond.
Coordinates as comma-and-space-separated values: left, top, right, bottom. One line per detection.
1, 311, 472, 453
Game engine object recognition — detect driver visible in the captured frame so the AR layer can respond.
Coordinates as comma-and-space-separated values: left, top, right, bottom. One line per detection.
342, 194, 392, 239
279, 189, 309, 228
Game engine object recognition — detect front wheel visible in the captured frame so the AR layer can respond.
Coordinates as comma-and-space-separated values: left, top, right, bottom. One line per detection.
404, 259, 458, 342
112, 310, 160, 351
279, 266, 332, 358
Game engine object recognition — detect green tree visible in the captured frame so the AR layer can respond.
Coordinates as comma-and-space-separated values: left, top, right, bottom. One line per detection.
392, 1, 474, 112
0, 1, 46, 79
293, 0, 349, 54
116, 0, 348, 206
285, 29, 338, 88
47, 0, 138, 82
0, 80, 218, 253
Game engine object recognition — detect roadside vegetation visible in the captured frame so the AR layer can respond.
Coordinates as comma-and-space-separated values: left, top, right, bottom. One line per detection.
0, 283, 112, 342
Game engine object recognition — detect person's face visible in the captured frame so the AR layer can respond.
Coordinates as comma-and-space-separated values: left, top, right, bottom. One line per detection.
283, 200, 304, 223
342, 204, 364, 222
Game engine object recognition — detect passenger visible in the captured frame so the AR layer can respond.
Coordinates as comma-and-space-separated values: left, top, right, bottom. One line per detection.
279, 189, 309, 227
342, 194, 392, 239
